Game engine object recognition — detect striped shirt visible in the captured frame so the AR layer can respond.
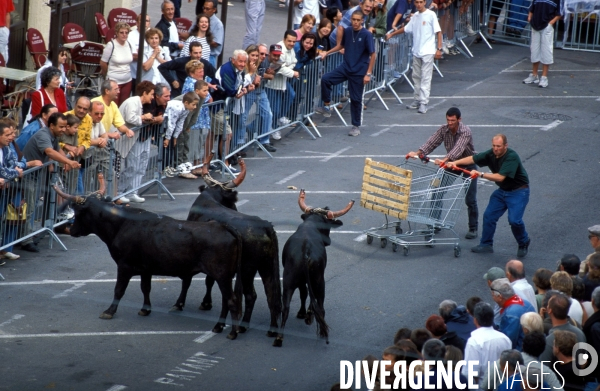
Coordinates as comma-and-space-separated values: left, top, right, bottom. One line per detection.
419, 122, 476, 161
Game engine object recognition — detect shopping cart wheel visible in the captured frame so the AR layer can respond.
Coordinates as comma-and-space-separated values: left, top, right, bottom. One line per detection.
380, 238, 387, 248
425, 235, 435, 248
392, 243, 398, 252
395, 226, 402, 234
403, 246, 410, 256
454, 246, 461, 257
366, 235, 373, 245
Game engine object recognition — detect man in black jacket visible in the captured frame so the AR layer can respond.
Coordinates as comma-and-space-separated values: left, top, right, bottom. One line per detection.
155, 1, 186, 57
158, 41, 216, 97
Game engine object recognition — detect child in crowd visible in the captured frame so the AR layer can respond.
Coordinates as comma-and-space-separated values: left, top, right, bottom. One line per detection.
163, 91, 200, 178
190, 80, 213, 176
523, 0, 561, 88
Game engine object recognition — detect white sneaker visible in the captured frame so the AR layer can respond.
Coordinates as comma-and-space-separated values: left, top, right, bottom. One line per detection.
129, 194, 145, 203
418, 104, 428, 114
538, 76, 548, 88
466, 23, 477, 36
278, 117, 291, 126
119, 196, 130, 203
177, 163, 190, 174
406, 100, 420, 110
523, 73, 539, 84
272, 130, 282, 140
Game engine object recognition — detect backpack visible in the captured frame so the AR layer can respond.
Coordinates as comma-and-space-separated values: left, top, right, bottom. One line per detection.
106, 39, 133, 63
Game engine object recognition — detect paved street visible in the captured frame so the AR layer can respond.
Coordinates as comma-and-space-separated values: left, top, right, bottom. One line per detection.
1, 1, 600, 390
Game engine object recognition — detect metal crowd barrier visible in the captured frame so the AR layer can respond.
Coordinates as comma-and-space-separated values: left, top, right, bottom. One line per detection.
363, 38, 390, 110
0, 161, 67, 254
383, 33, 414, 104
111, 121, 174, 201
558, 12, 600, 52
452, 0, 493, 55
485, 0, 532, 46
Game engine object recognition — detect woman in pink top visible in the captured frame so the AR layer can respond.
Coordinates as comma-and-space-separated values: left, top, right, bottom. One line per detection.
294, 14, 316, 41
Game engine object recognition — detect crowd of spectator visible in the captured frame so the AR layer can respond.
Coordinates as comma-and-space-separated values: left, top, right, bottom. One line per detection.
329, 231, 600, 390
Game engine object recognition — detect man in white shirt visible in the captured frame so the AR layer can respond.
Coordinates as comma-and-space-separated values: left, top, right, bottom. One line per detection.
462, 302, 512, 385
386, 0, 442, 114
506, 259, 538, 312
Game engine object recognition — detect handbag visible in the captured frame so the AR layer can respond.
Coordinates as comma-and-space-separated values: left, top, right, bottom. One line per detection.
6, 200, 27, 225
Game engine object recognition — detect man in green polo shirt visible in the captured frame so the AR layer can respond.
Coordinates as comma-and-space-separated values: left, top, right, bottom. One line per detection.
447, 134, 531, 258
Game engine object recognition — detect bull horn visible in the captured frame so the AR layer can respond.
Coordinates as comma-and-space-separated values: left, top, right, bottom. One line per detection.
53, 184, 85, 204
231, 157, 246, 187
97, 173, 106, 196
326, 200, 355, 219
298, 189, 312, 213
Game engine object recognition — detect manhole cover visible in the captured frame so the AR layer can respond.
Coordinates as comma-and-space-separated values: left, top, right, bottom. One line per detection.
522, 111, 573, 121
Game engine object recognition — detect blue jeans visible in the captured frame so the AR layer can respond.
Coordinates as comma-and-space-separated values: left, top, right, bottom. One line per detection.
209, 55, 217, 68
269, 83, 296, 122
245, 89, 273, 144
480, 186, 530, 247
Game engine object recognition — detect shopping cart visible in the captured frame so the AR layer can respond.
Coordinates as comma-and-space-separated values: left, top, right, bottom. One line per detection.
361, 155, 476, 257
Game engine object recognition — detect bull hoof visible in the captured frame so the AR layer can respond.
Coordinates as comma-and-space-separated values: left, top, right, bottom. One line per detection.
296, 311, 306, 319
138, 309, 151, 316
99, 312, 114, 319
273, 337, 283, 347
238, 326, 247, 334
305, 312, 314, 326
266, 330, 278, 338
226, 331, 238, 340
169, 305, 183, 312
212, 324, 224, 333
199, 302, 213, 311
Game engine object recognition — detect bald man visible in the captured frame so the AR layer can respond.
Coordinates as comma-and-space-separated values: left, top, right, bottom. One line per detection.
506, 260, 538, 312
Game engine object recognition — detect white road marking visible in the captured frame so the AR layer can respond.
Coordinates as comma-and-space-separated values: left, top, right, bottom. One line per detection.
370, 127, 391, 137
194, 328, 229, 344
155, 352, 224, 387
502, 69, 600, 72
0, 331, 209, 339
501, 57, 529, 72
0, 314, 25, 329
53, 271, 107, 299
354, 234, 367, 242
464, 81, 483, 90
105, 386, 128, 391
315, 124, 545, 128
0, 277, 270, 286
381, 95, 599, 100
275, 170, 305, 185
540, 120, 563, 131
321, 147, 352, 162
427, 99, 448, 110
236, 199, 248, 207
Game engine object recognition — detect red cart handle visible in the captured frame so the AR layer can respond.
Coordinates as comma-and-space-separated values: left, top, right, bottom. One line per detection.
439, 162, 479, 179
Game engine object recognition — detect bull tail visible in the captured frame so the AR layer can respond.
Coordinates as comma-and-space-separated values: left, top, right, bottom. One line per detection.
269, 228, 282, 325
303, 241, 330, 343
225, 225, 244, 318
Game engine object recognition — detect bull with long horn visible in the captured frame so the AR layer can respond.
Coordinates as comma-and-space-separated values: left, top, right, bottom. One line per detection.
273, 190, 355, 347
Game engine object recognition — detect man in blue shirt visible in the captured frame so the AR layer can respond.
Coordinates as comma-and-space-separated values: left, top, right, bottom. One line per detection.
329, 0, 374, 47
316, 10, 376, 137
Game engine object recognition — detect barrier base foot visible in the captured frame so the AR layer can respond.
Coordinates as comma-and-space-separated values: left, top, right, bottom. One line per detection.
43, 228, 68, 251
138, 180, 176, 201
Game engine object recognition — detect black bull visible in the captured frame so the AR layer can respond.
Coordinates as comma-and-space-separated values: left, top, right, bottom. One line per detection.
53, 184, 244, 340
273, 189, 354, 347
185, 167, 282, 338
